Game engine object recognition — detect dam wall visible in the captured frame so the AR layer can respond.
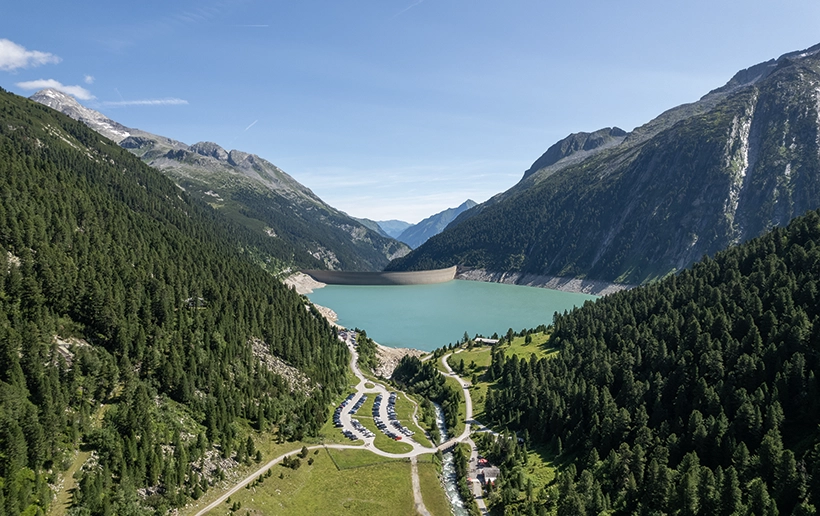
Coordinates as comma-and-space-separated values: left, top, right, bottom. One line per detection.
302, 266, 457, 286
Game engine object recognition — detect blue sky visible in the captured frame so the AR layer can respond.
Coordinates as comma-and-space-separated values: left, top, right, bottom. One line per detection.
3, 1, 820, 222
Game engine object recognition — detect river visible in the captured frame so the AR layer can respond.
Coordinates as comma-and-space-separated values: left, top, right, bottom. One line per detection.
433, 402, 470, 516
307, 279, 597, 351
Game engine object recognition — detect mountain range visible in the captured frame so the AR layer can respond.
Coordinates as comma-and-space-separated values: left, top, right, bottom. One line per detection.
30, 89, 410, 272
393, 199, 477, 249
370, 219, 413, 239
353, 200, 476, 249
388, 43, 820, 286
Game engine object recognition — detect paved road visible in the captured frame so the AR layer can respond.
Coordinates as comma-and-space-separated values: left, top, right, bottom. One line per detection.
194, 443, 362, 516
439, 352, 488, 515
195, 342, 486, 515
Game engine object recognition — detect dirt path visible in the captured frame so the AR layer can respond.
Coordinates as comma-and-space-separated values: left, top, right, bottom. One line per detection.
410, 455, 432, 516
193, 443, 368, 516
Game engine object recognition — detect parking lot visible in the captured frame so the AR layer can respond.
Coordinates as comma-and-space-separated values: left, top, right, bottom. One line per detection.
331, 332, 431, 454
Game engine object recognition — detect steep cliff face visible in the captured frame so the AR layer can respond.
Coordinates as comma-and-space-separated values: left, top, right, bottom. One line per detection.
388, 43, 820, 284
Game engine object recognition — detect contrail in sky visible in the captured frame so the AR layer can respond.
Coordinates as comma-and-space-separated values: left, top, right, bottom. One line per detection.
229, 120, 258, 146
393, 0, 424, 19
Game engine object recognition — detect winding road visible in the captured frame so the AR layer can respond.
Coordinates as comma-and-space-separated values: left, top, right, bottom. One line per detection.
194, 340, 487, 515
439, 352, 489, 515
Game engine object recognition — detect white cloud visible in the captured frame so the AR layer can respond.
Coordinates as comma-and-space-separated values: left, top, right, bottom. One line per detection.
0, 39, 61, 71
102, 98, 188, 106
15, 79, 95, 100
84, 75, 94, 84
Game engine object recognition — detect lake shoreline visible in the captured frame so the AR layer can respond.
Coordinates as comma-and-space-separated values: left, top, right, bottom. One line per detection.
456, 268, 632, 296
284, 271, 326, 295
285, 272, 425, 377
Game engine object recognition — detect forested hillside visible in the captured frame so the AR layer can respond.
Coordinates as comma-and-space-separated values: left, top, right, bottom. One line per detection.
388, 44, 820, 285
0, 87, 348, 515
483, 207, 820, 515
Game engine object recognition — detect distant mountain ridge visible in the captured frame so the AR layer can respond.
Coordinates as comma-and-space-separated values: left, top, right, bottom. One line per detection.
388, 42, 820, 285
29, 88, 409, 271
355, 204, 477, 249
376, 219, 413, 239
396, 200, 477, 249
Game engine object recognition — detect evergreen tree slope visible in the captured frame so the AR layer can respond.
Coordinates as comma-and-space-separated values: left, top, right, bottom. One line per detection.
388, 44, 820, 285
0, 88, 348, 514
484, 207, 820, 514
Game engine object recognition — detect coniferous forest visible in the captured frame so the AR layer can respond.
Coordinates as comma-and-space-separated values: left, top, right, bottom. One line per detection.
0, 88, 348, 515
483, 207, 820, 515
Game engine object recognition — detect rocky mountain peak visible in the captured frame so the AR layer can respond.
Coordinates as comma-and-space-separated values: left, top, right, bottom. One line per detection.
228, 149, 256, 167
29, 88, 133, 143
120, 136, 157, 149
190, 141, 228, 161
522, 127, 626, 180
30, 88, 78, 108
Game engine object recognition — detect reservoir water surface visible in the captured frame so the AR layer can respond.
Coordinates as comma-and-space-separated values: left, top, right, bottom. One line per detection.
307, 279, 597, 351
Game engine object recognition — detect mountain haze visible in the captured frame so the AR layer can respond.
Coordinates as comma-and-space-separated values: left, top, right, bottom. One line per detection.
396, 199, 477, 249
30, 89, 409, 272
388, 43, 820, 285
376, 219, 413, 239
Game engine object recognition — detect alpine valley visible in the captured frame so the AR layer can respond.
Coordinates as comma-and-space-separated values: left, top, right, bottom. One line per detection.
6, 37, 820, 516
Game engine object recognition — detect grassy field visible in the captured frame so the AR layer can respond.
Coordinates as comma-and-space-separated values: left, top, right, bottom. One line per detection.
216, 448, 417, 516
470, 381, 489, 418
326, 447, 402, 469
447, 347, 492, 374
417, 456, 451, 516
443, 333, 556, 420
395, 392, 434, 447
523, 443, 557, 488
505, 332, 554, 359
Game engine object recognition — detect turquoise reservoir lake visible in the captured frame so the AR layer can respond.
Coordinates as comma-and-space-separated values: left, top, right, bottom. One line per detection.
307, 279, 597, 351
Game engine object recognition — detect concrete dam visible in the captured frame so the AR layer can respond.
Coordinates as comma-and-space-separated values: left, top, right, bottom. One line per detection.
302, 266, 457, 286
